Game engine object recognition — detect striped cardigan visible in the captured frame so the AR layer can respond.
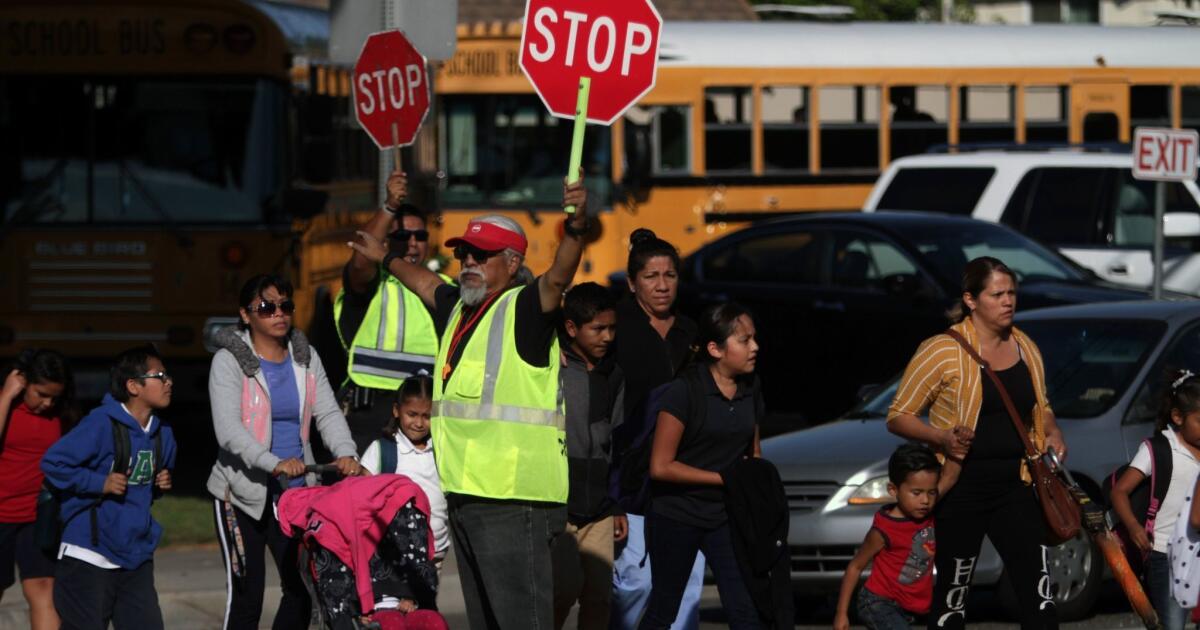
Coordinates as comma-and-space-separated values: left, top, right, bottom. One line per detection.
887, 317, 1052, 483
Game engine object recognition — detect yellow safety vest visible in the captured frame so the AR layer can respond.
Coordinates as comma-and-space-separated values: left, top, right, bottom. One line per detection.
334, 273, 440, 391
431, 286, 567, 503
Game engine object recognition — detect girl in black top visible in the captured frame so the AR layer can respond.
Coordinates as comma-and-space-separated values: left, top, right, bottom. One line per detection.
639, 303, 765, 630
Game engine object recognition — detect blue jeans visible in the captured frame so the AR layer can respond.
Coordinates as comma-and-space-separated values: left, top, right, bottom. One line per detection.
637, 512, 764, 630
1147, 551, 1191, 630
857, 588, 913, 630
611, 514, 703, 629
447, 495, 567, 630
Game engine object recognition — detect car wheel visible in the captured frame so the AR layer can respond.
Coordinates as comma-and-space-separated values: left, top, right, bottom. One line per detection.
998, 531, 1102, 621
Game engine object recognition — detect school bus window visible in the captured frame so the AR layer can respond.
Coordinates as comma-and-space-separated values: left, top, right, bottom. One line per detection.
889, 85, 948, 160
704, 87, 753, 173
1129, 85, 1171, 139
438, 94, 612, 208
624, 105, 691, 177
1, 77, 282, 225
762, 86, 809, 172
959, 85, 1015, 145
1024, 86, 1069, 143
819, 85, 880, 171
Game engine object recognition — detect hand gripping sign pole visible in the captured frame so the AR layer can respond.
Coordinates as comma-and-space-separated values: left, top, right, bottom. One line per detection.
519, 0, 662, 215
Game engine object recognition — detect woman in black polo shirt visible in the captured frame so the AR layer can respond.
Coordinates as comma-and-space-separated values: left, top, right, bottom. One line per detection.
611, 228, 702, 629
639, 302, 764, 630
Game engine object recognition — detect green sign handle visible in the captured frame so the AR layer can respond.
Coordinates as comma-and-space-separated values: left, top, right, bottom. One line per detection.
565, 76, 591, 215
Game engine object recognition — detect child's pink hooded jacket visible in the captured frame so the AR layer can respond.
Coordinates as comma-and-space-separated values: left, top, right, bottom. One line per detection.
278, 474, 433, 613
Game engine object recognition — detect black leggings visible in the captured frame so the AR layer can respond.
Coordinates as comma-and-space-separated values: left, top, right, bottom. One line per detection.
928, 468, 1057, 630
213, 498, 311, 630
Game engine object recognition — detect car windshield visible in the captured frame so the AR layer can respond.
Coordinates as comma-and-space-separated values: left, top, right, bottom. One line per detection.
889, 220, 1084, 286
850, 318, 1164, 420
1021, 319, 1164, 418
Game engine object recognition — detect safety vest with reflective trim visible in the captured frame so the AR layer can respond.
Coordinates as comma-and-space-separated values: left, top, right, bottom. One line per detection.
431, 286, 567, 503
334, 273, 440, 391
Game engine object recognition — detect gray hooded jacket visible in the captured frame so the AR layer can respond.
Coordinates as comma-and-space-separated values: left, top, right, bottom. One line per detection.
206, 326, 356, 519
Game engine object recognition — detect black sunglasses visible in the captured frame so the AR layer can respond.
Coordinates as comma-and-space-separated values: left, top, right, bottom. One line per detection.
453, 244, 504, 263
389, 228, 429, 243
137, 372, 173, 383
249, 299, 296, 317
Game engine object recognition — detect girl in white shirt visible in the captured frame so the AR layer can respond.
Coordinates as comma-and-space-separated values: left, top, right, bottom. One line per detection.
1111, 370, 1200, 630
360, 376, 449, 567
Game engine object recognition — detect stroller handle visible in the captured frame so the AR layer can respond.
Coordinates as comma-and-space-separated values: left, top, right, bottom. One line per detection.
276, 463, 342, 485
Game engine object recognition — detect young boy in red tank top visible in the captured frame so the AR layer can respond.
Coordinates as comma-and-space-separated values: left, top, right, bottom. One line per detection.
835, 443, 942, 630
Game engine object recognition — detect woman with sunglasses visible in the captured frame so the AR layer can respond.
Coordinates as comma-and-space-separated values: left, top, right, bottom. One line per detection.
207, 274, 362, 630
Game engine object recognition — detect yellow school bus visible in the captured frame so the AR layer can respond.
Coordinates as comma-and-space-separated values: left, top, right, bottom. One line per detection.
426, 21, 1200, 284
0, 0, 317, 401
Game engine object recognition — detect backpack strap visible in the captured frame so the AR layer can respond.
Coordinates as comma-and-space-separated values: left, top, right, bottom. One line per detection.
91, 420, 133, 547
681, 366, 707, 444
153, 430, 164, 475
1147, 432, 1174, 525
380, 438, 398, 474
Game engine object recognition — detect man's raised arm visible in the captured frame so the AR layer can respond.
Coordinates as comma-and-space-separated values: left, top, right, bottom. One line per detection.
537, 175, 590, 313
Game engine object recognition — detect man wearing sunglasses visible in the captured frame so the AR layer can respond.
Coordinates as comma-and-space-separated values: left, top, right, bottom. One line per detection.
337, 168, 445, 454
348, 174, 591, 630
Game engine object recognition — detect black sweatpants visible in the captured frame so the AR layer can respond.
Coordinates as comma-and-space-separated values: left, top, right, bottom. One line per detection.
928, 463, 1057, 630
53, 556, 162, 630
213, 498, 311, 630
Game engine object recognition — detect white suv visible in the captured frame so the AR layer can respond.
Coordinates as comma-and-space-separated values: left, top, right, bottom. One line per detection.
864, 151, 1200, 294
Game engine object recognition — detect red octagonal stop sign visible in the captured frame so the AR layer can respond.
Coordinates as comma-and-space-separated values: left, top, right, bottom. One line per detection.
519, 0, 662, 125
353, 30, 430, 149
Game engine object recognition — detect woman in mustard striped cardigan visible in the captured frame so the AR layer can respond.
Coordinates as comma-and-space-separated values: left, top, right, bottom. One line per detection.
887, 256, 1067, 630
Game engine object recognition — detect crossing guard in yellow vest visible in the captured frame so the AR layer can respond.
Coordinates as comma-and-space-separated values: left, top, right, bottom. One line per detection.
336, 169, 442, 454
346, 172, 593, 630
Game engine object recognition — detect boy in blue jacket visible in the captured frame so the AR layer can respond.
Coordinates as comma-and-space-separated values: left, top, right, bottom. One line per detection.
41, 345, 177, 630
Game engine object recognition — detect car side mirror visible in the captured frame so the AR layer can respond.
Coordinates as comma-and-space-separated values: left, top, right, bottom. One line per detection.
1164, 212, 1200, 239
284, 187, 329, 220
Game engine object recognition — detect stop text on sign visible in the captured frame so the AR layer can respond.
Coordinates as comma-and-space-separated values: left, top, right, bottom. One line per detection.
1133, 127, 1199, 182
356, 64, 424, 115
526, 8, 654, 76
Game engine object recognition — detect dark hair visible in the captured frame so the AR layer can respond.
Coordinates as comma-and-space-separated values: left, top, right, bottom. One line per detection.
237, 274, 294, 330
697, 302, 753, 363
109, 344, 162, 402
627, 228, 681, 279
384, 375, 434, 437
13, 348, 79, 427
564, 282, 616, 326
392, 203, 428, 226
950, 256, 1018, 322
1158, 368, 1200, 432
888, 442, 942, 486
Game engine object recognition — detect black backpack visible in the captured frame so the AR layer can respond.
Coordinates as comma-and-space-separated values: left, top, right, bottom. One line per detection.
1103, 431, 1172, 576
35, 419, 164, 556
379, 437, 398, 474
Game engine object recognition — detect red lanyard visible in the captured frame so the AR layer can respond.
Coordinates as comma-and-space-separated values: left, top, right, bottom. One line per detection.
442, 290, 503, 381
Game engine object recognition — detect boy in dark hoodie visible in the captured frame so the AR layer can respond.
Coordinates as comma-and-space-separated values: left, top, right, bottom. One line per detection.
552, 282, 627, 630
42, 345, 177, 630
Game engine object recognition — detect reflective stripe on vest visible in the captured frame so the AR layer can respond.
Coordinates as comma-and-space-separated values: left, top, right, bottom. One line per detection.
432, 287, 567, 503
335, 274, 439, 390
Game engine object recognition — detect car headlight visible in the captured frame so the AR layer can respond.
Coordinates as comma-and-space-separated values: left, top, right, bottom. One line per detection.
847, 475, 892, 505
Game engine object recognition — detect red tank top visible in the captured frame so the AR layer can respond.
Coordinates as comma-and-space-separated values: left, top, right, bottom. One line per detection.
863, 505, 936, 613
0, 403, 62, 523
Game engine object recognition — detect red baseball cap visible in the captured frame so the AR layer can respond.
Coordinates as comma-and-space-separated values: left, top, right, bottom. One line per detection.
445, 219, 528, 256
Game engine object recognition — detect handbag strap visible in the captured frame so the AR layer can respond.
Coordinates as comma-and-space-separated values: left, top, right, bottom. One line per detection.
944, 329, 1039, 460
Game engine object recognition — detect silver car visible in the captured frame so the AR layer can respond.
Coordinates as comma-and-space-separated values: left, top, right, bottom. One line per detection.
764, 300, 1200, 620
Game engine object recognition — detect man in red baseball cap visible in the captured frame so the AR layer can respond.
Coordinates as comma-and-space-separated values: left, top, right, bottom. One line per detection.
348, 173, 590, 629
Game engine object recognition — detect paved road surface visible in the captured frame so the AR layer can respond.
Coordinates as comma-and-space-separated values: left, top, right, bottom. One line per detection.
0, 546, 1149, 629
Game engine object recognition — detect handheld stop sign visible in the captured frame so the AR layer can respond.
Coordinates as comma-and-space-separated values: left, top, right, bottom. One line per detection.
519, 0, 662, 213
353, 30, 431, 169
